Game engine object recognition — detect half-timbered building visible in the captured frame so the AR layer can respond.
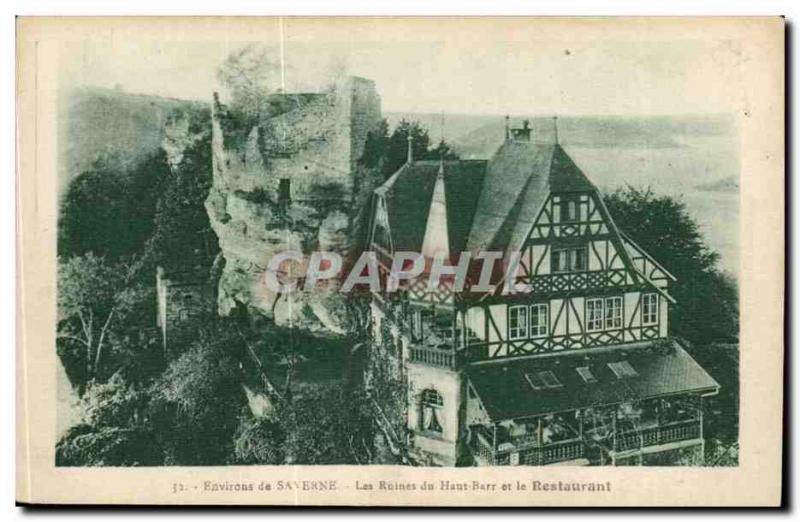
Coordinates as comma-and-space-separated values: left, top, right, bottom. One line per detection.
367, 119, 719, 466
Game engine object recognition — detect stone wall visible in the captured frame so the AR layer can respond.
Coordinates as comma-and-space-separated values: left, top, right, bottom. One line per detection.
156, 267, 217, 357
205, 77, 382, 333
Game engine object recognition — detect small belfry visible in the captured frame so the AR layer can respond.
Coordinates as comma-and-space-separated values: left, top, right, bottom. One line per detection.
553, 115, 559, 144
366, 117, 718, 467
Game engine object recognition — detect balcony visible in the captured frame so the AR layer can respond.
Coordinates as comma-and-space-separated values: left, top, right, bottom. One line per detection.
613, 419, 702, 453
409, 345, 460, 370
469, 400, 704, 466
519, 268, 631, 295
470, 424, 586, 466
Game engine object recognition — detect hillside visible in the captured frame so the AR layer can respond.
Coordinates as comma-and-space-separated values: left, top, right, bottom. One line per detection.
387, 112, 732, 159
695, 176, 739, 193
58, 87, 208, 192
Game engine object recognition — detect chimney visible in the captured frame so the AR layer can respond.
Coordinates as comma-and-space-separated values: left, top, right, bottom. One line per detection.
407, 134, 414, 164
510, 119, 532, 141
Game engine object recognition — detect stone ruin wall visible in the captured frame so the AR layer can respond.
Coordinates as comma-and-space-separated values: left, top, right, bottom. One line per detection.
205, 77, 382, 334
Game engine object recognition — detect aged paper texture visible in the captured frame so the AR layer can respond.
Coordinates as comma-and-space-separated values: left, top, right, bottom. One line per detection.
16, 16, 783, 506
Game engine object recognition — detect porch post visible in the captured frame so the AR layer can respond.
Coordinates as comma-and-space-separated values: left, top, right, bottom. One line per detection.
537, 417, 543, 465
612, 411, 617, 466
699, 400, 704, 440
492, 422, 497, 465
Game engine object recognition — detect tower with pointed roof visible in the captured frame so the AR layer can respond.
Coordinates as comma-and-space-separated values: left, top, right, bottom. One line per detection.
366, 118, 718, 467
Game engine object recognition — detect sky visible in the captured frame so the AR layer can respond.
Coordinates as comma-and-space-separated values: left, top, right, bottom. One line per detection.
57, 18, 746, 117
56, 20, 741, 276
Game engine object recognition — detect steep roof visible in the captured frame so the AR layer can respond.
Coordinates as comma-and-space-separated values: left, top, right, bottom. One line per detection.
379, 160, 487, 253
465, 141, 595, 254
377, 140, 598, 257
466, 340, 719, 422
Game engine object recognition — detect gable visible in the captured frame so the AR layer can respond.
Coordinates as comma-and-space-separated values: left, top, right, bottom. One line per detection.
466, 141, 553, 253
465, 142, 598, 256
377, 160, 487, 254
494, 186, 676, 303
620, 232, 677, 289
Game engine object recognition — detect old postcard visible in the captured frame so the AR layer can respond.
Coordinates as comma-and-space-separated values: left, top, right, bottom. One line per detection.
16, 17, 784, 506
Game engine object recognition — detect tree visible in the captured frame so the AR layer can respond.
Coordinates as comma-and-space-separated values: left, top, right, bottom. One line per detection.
231, 409, 286, 465
57, 253, 151, 391
279, 383, 372, 465
217, 44, 279, 122
58, 151, 169, 260
56, 373, 162, 466
603, 186, 739, 347
146, 133, 218, 277
149, 326, 245, 465
360, 119, 460, 180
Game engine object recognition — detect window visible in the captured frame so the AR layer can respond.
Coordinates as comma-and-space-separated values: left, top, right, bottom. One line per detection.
642, 293, 659, 326
413, 309, 434, 341
508, 305, 528, 340
576, 366, 597, 383
539, 371, 562, 388
586, 298, 604, 332
466, 323, 480, 342
529, 304, 549, 338
178, 309, 190, 321
551, 247, 587, 273
560, 196, 580, 222
455, 312, 465, 347
605, 296, 623, 330
420, 389, 444, 434
432, 313, 454, 343
525, 371, 563, 390
278, 178, 291, 206
608, 360, 638, 379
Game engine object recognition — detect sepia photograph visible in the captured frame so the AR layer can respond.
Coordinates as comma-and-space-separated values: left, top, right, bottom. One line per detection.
15, 16, 783, 506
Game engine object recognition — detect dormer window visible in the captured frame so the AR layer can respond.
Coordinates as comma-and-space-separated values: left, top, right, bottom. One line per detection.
576, 366, 597, 383
608, 360, 638, 379
525, 371, 562, 390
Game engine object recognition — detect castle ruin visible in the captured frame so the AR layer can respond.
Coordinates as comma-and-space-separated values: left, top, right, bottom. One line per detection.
204, 77, 382, 332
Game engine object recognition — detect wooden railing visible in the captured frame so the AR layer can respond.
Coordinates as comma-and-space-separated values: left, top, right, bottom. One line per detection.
409, 346, 460, 369
470, 427, 585, 466
471, 418, 702, 465
518, 438, 585, 465
521, 268, 631, 295
614, 419, 701, 453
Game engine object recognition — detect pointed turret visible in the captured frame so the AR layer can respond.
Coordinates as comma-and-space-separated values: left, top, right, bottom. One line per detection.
421, 161, 450, 260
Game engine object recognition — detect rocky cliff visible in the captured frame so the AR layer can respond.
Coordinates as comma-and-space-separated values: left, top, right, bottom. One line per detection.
205, 77, 382, 333
59, 87, 207, 192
